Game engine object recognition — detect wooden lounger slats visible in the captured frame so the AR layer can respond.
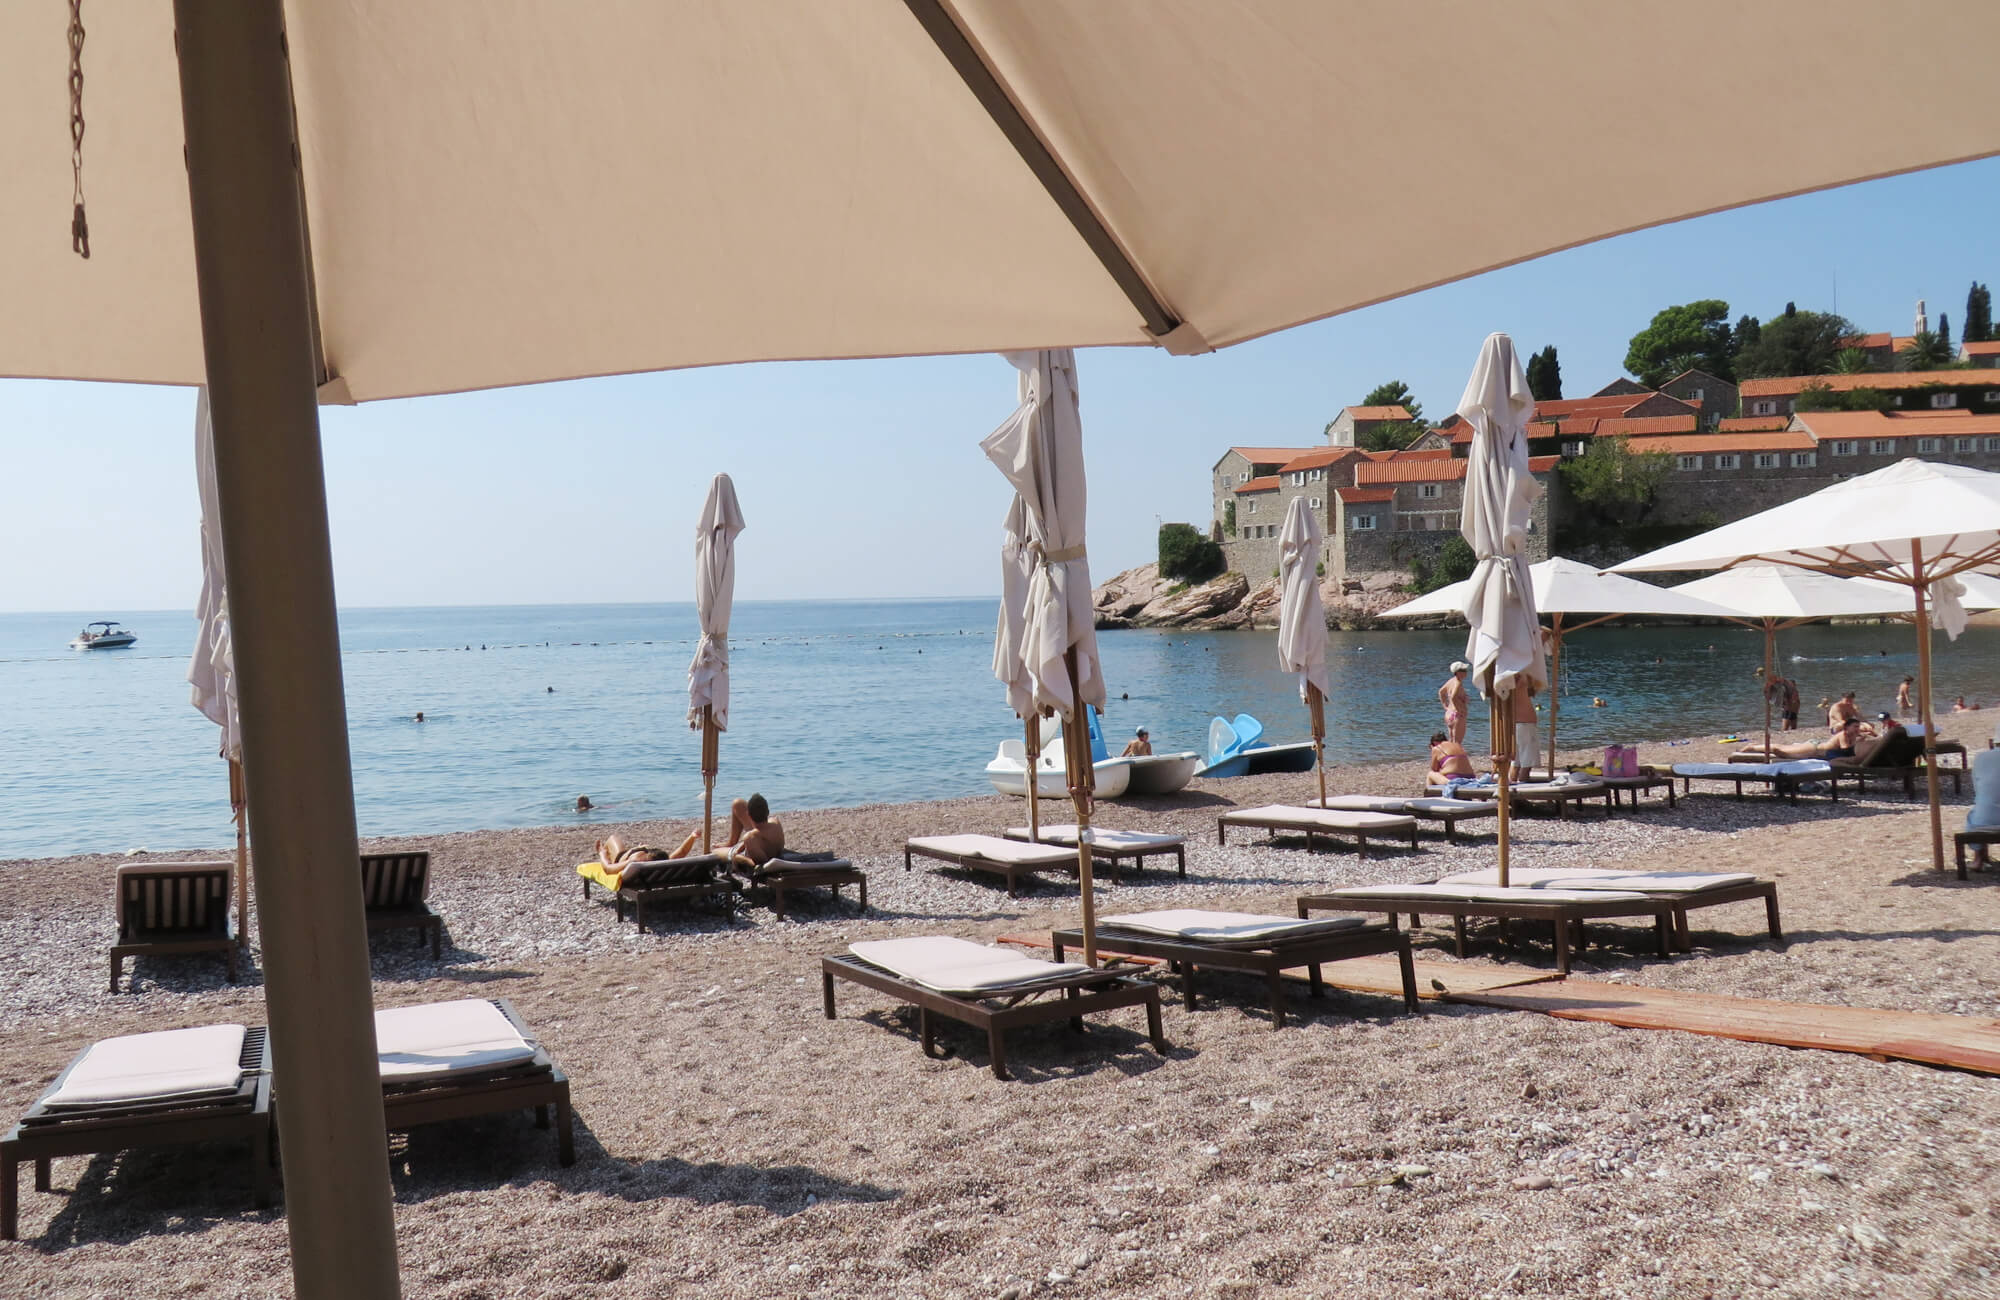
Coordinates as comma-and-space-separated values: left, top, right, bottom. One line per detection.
379, 999, 575, 1167
1000, 829, 1188, 883
3, 1028, 272, 1241
740, 859, 869, 920
110, 862, 237, 993
360, 851, 444, 958
1216, 810, 1418, 856
581, 856, 736, 929
822, 954, 1166, 1081
1299, 892, 1676, 976
903, 839, 1079, 898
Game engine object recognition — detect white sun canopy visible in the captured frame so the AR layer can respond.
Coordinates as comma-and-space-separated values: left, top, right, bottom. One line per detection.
1386, 557, 1738, 622
1669, 566, 1914, 622
6, 2, 1999, 400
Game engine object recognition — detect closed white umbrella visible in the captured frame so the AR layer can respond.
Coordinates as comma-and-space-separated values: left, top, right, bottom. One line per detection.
1670, 566, 1915, 754
1456, 334, 1546, 885
688, 474, 746, 853
1276, 495, 1330, 805
187, 389, 250, 949
994, 495, 1046, 839
1619, 459, 2000, 870
982, 350, 1107, 962
1387, 557, 1738, 769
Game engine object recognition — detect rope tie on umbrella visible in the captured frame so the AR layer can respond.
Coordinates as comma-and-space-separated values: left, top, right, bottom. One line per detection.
1035, 543, 1086, 566
68, 0, 89, 258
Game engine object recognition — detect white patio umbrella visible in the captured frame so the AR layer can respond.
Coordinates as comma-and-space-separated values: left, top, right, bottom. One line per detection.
1277, 495, 1330, 806
982, 350, 1107, 963
994, 494, 1046, 840
187, 389, 249, 949
1619, 459, 2000, 871
1669, 566, 1914, 754
1456, 334, 1546, 885
688, 474, 746, 853
1387, 556, 1736, 770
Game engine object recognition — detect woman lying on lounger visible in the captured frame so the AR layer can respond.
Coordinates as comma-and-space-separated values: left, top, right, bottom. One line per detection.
1762, 717, 1869, 761
596, 794, 786, 878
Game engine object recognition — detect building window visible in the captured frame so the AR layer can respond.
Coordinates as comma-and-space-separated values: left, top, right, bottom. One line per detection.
1562, 440, 1585, 457
1691, 387, 1705, 401
1917, 438, 1941, 454
1417, 483, 1441, 499
1309, 497, 1321, 509
1790, 452, 1817, 468
1714, 454, 1741, 469
1676, 454, 1702, 471
1931, 393, 1958, 409
1752, 453, 1779, 469
1985, 391, 2000, 402
1751, 399, 1779, 416
1954, 437, 1976, 453
1829, 440, 1856, 456
1985, 437, 2000, 453
1247, 501, 1257, 514
1869, 439, 1894, 455
1350, 514, 1376, 532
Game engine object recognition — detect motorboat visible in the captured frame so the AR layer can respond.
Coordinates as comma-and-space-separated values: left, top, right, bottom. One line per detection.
984, 736, 1133, 799
1192, 712, 1318, 778
70, 621, 138, 650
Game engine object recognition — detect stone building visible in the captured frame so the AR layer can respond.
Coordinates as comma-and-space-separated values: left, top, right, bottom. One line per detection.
1325, 404, 1414, 447
1211, 445, 1314, 539
1218, 446, 1457, 581
1658, 368, 1735, 428
1736, 370, 2000, 418
1328, 454, 1559, 584
1958, 340, 2000, 369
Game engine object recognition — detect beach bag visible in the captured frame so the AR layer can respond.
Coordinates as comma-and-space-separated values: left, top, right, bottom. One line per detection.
1603, 745, 1638, 778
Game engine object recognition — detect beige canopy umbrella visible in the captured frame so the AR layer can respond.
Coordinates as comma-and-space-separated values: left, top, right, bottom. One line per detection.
1276, 495, 1330, 806
1669, 566, 1914, 755
982, 350, 1106, 964
1386, 556, 1736, 770
187, 388, 250, 950
1619, 459, 2000, 871
993, 496, 1047, 841
11, 5, 2000, 1295
688, 474, 746, 853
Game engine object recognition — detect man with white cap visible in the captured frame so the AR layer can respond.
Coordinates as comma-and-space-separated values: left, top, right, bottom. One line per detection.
1439, 662, 1471, 744
1120, 727, 1153, 757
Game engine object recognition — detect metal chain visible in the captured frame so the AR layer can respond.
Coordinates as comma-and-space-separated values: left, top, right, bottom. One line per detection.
69, 0, 88, 258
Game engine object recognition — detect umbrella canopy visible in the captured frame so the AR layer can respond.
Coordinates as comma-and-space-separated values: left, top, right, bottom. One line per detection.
1275, 496, 1329, 703
188, 389, 240, 762
1386, 556, 1738, 622
7, 4, 2000, 399
687, 474, 746, 731
1671, 565, 1922, 622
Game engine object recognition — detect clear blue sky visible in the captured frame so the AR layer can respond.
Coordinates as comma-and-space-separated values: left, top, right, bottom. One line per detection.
4, 157, 1997, 614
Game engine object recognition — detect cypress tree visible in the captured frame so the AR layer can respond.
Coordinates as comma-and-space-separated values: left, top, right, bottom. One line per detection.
1965, 282, 1992, 344
1939, 313, 1952, 354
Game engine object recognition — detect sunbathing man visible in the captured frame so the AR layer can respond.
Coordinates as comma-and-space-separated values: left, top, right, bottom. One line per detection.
595, 794, 787, 879
1829, 690, 1862, 731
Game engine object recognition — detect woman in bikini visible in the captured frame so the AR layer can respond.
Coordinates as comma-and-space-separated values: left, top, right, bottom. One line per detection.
595, 794, 786, 880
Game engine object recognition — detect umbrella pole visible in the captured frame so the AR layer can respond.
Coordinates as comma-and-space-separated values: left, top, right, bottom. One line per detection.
700, 704, 718, 854
229, 758, 249, 951
1064, 651, 1098, 967
1546, 620, 1562, 775
1307, 683, 1327, 807
1910, 547, 1945, 872
1025, 714, 1041, 841
1489, 668, 1513, 887
1763, 622, 1776, 756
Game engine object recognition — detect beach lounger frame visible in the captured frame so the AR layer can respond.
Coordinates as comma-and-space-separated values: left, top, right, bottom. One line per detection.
2, 1028, 272, 1241
1953, 828, 2000, 880
736, 858, 869, 921
1597, 773, 1677, 809
579, 855, 736, 929
903, 839, 1077, 898
1297, 892, 1675, 976
1829, 762, 1965, 799
374, 999, 575, 1168
360, 851, 443, 958
1049, 924, 1417, 1029
1665, 763, 1858, 802
1426, 783, 1614, 819
109, 860, 238, 993
1215, 810, 1419, 856
820, 955, 1167, 1081
1000, 829, 1187, 882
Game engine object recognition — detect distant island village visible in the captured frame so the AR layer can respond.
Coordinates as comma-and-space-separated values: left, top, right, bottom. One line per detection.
1095, 289, 2000, 629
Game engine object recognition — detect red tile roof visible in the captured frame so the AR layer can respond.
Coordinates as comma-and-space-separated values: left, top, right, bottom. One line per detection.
1343, 405, 1413, 421
1840, 333, 1893, 350
1738, 370, 2000, 397
1717, 416, 1791, 432
1233, 475, 1281, 494
1274, 447, 1362, 474
1335, 486, 1395, 505
1791, 410, 2000, 438
1535, 395, 1645, 419
1594, 415, 1699, 437
1527, 455, 1560, 472
1353, 459, 1467, 485
1223, 446, 1316, 465
1961, 341, 2000, 356
1627, 432, 1815, 454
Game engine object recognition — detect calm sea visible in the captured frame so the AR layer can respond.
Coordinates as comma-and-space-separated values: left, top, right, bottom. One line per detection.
4, 601, 1998, 858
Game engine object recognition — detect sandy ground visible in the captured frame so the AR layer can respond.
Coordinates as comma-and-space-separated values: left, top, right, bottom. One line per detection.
4, 735, 1999, 1299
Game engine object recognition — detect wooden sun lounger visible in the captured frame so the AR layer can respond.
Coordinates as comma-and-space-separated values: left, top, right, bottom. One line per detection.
1314, 796, 1500, 843
376, 999, 575, 1167
1002, 825, 1188, 883
110, 861, 237, 993
904, 835, 1080, 898
736, 854, 868, 920
821, 953, 1167, 1081
1435, 869, 1784, 955
1829, 761, 1965, 799
1049, 921, 1416, 1029
361, 851, 443, 958
1297, 887, 1676, 976
578, 855, 736, 928
1216, 806, 1419, 856
1665, 762, 1855, 802
1424, 780, 1615, 819
3, 1027, 272, 1241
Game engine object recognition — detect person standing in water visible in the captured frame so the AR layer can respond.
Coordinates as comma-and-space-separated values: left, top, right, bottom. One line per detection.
1439, 661, 1471, 744
1896, 676, 1915, 718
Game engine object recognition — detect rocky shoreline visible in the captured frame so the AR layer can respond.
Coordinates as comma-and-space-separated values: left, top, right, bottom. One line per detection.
1091, 561, 1425, 631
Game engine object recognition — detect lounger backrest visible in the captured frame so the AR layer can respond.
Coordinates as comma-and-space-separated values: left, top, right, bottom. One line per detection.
360, 851, 431, 910
621, 856, 723, 889
116, 863, 232, 941
1850, 728, 1925, 768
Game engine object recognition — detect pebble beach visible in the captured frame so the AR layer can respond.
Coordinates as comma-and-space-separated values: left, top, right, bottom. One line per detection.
4, 734, 1999, 1299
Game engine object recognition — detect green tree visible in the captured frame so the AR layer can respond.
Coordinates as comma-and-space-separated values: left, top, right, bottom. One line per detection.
1158, 523, 1224, 584
1355, 420, 1424, 453
1557, 437, 1673, 528
1898, 330, 1953, 370
1732, 308, 1855, 378
1732, 314, 1761, 364
1940, 313, 1953, 354
1795, 381, 1895, 413
1624, 300, 1733, 387
1831, 348, 1873, 375
1361, 380, 1424, 426
1526, 345, 1563, 400
1221, 499, 1237, 538
1404, 538, 1477, 596
1964, 282, 1992, 344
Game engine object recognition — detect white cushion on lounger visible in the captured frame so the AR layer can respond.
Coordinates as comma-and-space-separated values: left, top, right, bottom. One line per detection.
1675, 761, 1829, 778
1506, 778, 1606, 796
909, 834, 1076, 866
1223, 805, 1416, 830
1329, 883, 1654, 903
1004, 825, 1186, 849
1404, 797, 1501, 815
375, 999, 537, 1080
1441, 867, 1757, 893
1309, 795, 1412, 813
1097, 908, 1364, 947
850, 936, 1089, 994
43, 1024, 247, 1109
